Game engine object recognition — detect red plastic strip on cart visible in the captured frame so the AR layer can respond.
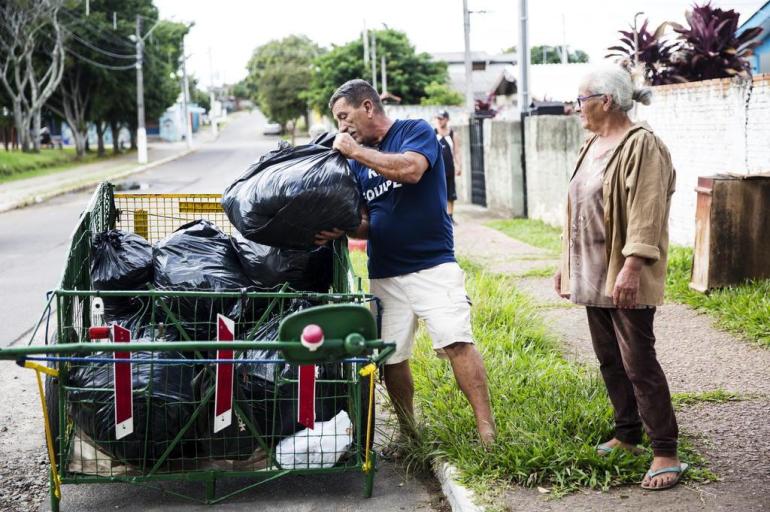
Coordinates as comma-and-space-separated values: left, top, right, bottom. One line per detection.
112, 324, 133, 440
213, 314, 235, 433
298, 365, 316, 429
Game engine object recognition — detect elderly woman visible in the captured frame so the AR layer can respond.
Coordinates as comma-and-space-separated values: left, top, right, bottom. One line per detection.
553, 65, 684, 490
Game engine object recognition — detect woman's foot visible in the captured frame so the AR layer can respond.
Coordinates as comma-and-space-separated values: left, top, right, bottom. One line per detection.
596, 437, 644, 456
641, 456, 686, 490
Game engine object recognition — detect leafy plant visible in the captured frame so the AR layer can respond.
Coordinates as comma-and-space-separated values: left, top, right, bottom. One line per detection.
606, 19, 683, 85
420, 81, 463, 106
669, 3, 763, 81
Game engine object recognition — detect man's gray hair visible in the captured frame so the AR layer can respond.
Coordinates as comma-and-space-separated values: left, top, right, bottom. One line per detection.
328, 79, 384, 113
580, 65, 653, 112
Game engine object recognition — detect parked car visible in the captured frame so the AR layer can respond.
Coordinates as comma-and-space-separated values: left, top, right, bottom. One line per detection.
262, 122, 282, 136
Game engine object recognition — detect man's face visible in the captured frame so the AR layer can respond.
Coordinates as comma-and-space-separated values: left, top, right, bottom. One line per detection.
331, 98, 376, 145
436, 116, 448, 129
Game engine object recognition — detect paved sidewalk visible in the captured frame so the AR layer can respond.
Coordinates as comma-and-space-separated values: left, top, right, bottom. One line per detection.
452, 203, 770, 512
0, 126, 218, 213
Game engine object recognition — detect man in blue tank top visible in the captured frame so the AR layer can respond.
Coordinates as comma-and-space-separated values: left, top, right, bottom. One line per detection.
316, 79, 495, 448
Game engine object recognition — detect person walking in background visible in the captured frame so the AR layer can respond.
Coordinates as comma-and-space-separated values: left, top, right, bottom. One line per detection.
554, 64, 684, 490
434, 110, 462, 225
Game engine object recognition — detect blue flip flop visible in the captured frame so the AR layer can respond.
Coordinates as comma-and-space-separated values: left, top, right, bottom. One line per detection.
641, 462, 689, 490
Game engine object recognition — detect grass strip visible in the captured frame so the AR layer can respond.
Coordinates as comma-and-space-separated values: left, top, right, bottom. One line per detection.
486, 218, 561, 255
0, 148, 122, 184
672, 389, 745, 408
666, 246, 770, 348
488, 219, 770, 348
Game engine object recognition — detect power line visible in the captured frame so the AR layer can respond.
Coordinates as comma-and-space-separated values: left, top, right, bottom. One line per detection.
64, 29, 135, 59
64, 47, 136, 70
58, 9, 134, 51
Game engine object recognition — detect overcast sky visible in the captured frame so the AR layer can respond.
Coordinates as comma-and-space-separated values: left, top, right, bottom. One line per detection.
155, 0, 766, 88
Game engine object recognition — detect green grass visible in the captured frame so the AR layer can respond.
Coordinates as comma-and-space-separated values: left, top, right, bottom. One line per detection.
486, 218, 562, 255
488, 219, 770, 348
666, 246, 770, 348
0, 148, 117, 184
353, 251, 714, 494
671, 389, 745, 408
515, 265, 558, 279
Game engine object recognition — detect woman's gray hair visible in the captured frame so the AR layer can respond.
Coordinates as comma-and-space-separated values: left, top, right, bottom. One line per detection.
580, 64, 652, 111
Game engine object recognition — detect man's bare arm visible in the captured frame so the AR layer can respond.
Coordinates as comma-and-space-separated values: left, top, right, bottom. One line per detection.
333, 133, 429, 184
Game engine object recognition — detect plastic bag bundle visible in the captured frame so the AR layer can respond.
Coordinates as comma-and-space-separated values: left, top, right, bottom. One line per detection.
222, 135, 362, 249
67, 347, 197, 465
275, 410, 353, 469
90, 230, 153, 327
153, 219, 256, 340
231, 231, 333, 292
238, 302, 348, 443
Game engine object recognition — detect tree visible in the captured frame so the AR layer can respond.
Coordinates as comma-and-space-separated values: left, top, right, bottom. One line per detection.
420, 82, 463, 106
305, 29, 448, 112
245, 35, 320, 136
530, 45, 589, 64
0, 0, 66, 152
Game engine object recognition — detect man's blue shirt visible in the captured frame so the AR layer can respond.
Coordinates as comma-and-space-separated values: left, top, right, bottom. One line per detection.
349, 119, 455, 279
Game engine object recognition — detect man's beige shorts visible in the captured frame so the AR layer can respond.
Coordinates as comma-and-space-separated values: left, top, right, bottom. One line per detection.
370, 262, 474, 365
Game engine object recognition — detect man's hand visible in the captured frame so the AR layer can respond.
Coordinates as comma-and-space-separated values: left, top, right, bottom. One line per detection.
314, 228, 345, 246
333, 133, 360, 158
612, 256, 644, 308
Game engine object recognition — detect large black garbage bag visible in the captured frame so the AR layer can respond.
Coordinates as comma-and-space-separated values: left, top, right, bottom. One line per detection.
221, 136, 362, 249
231, 231, 333, 292
153, 219, 256, 340
67, 347, 197, 466
91, 230, 153, 329
237, 303, 348, 444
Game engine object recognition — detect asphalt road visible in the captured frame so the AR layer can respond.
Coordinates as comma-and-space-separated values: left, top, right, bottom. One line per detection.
0, 111, 440, 512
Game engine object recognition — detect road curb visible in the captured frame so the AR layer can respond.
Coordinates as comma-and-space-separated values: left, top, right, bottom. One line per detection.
433, 460, 484, 512
0, 145, 198, 214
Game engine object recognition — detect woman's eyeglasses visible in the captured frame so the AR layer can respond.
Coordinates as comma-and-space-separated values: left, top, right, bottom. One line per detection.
577, 93, 605, 108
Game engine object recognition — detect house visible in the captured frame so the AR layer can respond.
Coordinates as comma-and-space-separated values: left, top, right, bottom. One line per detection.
431, 51, 517, 101
738, 0, 770, 74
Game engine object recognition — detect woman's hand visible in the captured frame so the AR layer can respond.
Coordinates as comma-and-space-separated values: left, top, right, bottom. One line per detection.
553, 270, 570, 299
612, 256, 644, 308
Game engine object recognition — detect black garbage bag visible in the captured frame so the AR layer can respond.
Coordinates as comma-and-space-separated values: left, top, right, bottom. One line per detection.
91, 230, 153, 329
153, 219, 256, 341
231, 231, 333, 292
221, 136, 362, 249
67, 347, 197, 466
237, 303, 348, 445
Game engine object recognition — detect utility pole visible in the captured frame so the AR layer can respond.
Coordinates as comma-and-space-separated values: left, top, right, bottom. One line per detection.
135, 15, 147, 164
363, 21, 369, 67
208, 47, 218, 138
462, 0, 474, 112
181, 37, 193, 149
518, 0, 530, 113
370, 31, 378, 91
561, 14, 568, 64
381, 55, 387, 95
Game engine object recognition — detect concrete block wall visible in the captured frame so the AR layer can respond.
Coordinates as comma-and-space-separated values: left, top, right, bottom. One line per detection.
483, 120, 524, 216
523, 115, 584, 226
635, 75, 770, 245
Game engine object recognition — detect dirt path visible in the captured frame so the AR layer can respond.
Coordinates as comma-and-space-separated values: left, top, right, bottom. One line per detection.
453, 204, 770, 512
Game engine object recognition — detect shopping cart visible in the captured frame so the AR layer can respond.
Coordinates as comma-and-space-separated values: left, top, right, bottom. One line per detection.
0, 182, 393, 511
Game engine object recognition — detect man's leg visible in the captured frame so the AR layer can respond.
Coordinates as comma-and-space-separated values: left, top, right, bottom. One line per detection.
443, 342, 496, 444
382, 360, 417, 437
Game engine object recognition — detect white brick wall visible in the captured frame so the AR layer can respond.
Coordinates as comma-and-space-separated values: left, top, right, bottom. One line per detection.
635, 75, 770, 245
